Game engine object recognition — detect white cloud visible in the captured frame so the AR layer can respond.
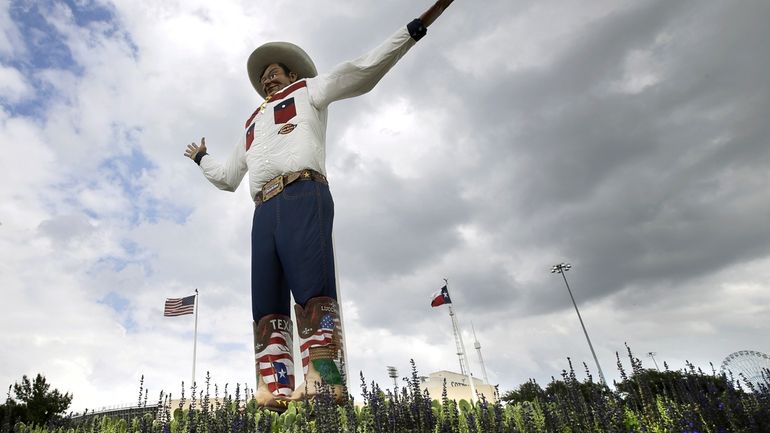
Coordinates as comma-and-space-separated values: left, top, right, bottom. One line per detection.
612, 48, 663, 94
0, 65, 31, 102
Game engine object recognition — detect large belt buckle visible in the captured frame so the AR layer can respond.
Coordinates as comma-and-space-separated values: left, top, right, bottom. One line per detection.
261, 175, 284, 202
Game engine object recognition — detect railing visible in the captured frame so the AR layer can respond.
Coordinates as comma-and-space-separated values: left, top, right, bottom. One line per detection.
70, 403, 160, 421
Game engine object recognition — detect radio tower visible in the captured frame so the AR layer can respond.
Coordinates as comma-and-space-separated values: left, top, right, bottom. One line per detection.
471, 322, 490, 384
449, 306, 466, 375
442, 279, 478, 402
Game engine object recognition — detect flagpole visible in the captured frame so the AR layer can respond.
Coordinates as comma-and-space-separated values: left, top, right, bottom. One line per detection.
447, 305, 465, 374
192, 288, 199, 387
444, 279, 478, 403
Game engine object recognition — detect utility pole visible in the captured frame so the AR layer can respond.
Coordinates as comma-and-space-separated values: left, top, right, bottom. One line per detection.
551, 263, 607, 385
387, 366, 399, 389
648, 352, 660, 371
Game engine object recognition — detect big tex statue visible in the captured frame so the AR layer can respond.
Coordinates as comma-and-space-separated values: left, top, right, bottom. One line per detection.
184, 0, 455, 411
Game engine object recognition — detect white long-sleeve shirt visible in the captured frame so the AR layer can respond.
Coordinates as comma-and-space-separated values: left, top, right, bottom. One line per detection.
199, 25, 418, 200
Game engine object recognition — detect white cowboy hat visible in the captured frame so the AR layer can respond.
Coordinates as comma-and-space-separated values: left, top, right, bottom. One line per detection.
247, 42, 318, 98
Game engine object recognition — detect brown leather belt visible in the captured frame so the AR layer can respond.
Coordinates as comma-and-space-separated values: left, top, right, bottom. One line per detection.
254, 169, 328, 205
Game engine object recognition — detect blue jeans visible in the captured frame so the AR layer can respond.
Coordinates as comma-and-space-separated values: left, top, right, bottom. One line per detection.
250, 180, 337, 322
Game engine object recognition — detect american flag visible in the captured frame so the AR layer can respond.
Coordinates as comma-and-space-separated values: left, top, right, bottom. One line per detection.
163, 295, 196, 317
256, 330, 294, 396
299, 313, 339, 374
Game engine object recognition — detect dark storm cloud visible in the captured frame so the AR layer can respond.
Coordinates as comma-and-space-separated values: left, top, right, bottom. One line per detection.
343, 249, 525, 330
450, 0, 770, 312
333, 158, 471, 279
323, 0, 770, 326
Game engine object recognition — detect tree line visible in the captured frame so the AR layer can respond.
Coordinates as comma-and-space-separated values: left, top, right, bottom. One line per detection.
1, 374, 72, 431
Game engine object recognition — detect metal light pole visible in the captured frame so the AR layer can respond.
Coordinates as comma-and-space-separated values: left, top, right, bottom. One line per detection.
648, 352, 660, 371
551, 263, 607, 385
387, 366, 399, 389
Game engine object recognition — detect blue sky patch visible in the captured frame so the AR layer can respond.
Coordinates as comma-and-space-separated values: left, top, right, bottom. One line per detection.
100, 143, 156, 197
99, 290, 129, 312
89, 238, 151, 275
10, 1, 79, 71
98, 291, 138, 332
5, 0, 136, 117
97, 144, 193, 225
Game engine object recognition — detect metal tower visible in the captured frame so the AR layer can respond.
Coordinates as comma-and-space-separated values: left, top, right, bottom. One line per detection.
444, 280, 478, 402
471, 323, 490, 384
449, 305, 467, 375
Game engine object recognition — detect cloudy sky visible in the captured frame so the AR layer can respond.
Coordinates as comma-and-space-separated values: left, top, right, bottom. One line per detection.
2, 0, 769, 411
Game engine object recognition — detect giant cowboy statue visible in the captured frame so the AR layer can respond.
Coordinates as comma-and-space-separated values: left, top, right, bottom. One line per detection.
184, 0, 455, 411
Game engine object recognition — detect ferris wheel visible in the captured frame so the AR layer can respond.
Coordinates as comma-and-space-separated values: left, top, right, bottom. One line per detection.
720, 350, 770, 390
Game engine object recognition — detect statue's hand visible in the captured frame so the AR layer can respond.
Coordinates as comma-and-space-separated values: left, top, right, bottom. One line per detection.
184, 137, 207, 161
420, 0, 455, 28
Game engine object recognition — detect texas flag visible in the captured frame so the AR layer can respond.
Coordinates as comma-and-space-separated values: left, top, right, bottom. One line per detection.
431, 285, 452, 307
273, 361, 290, 386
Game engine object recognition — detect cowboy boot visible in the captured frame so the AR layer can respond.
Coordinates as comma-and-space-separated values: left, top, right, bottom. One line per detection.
253, 314, 295, 412
291, 296, 347, 403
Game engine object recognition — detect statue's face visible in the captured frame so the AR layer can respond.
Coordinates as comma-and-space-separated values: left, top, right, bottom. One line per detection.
261, 63, 298, 97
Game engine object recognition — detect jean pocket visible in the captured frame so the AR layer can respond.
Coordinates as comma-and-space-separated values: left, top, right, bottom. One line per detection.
282, 182, 317, 200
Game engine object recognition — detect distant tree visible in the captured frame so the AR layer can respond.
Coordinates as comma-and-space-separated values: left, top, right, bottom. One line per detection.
543, 379, 569, 399
615, 367, 736, 406
502, 359, 614, 406
501, 380, 545, 404
1, 386, 24, 433
3, 374, 73, 427
543, 378, 611, 402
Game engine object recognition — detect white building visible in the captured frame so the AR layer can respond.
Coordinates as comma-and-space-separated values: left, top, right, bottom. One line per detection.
419, 370, 498, 403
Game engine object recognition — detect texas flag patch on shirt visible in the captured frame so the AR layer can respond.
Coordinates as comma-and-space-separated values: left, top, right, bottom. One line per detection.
274, 97, 297, 124
246, 123, 255, 150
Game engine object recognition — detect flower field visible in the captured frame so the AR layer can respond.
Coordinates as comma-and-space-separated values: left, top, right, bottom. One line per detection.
5, 350, 769, 433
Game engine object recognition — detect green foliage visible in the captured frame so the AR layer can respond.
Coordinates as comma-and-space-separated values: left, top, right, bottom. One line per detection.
1, 374, 73, 430
5, 352, 770, 433
501, 380, 544, 405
